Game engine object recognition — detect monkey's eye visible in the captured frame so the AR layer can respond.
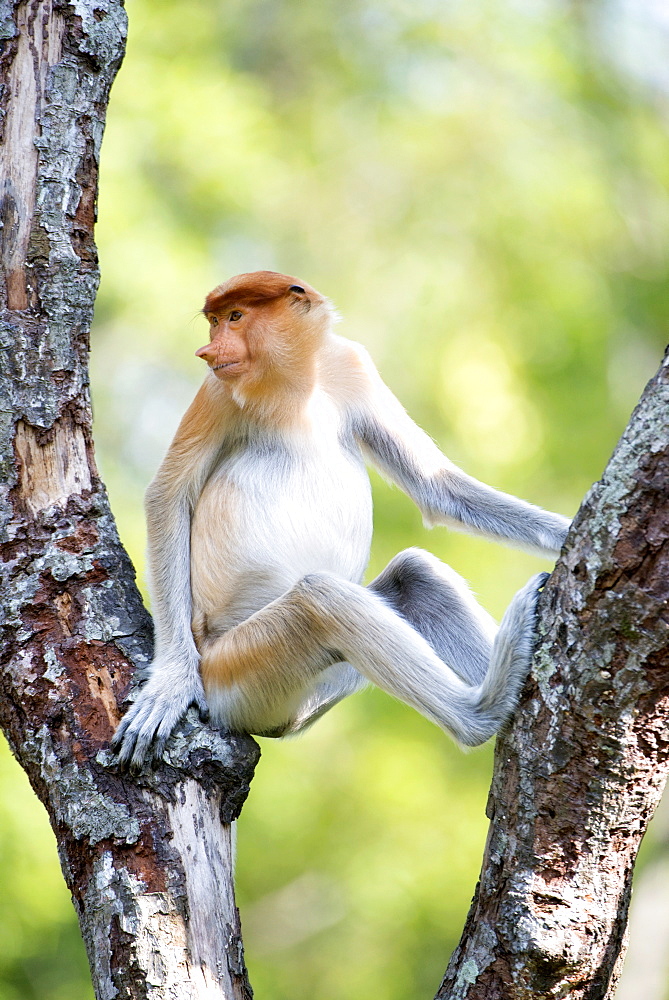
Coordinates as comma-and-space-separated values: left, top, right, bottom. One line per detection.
229, 310, 243, 322
289, 285, 305, 294
209, 315, 219, 326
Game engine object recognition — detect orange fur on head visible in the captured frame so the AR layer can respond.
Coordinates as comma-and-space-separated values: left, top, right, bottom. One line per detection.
203, 270, 322, 316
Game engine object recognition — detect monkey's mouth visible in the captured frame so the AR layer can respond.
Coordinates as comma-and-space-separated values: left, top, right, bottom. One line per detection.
212, 362, 238, 371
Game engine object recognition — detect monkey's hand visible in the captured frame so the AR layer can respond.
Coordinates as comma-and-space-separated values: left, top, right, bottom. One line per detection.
112, 657, 209, 772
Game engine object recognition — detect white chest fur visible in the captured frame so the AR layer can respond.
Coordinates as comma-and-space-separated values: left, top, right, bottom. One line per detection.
190, 390, 373, 633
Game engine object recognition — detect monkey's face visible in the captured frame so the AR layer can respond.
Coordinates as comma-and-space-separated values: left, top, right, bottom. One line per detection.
197, 272, 331, 389
196, 309, 252, 379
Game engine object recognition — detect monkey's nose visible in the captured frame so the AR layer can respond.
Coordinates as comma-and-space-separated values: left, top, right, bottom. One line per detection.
195, 344, 216, 363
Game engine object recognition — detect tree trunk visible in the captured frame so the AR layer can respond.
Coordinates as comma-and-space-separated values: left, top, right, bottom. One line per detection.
437, 350, 669, 999
0, 3, 258, 998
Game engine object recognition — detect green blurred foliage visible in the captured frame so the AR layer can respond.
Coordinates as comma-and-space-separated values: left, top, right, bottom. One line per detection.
1, 0, 668, 997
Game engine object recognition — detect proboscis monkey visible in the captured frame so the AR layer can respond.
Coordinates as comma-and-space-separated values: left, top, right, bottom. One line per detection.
113, 271, 570, 769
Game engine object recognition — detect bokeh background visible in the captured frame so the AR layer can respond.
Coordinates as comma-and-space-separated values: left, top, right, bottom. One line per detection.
2, 0, 669, 997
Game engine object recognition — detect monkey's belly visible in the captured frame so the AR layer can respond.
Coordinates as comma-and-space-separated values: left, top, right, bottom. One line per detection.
190, 446, 373, 639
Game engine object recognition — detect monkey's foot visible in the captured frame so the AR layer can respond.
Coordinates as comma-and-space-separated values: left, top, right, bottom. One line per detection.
112, 668, 209, 773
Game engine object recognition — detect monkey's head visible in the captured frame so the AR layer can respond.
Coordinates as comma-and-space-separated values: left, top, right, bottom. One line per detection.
197, 272, 332, 402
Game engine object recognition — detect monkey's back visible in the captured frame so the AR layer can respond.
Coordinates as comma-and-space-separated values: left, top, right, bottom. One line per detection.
190, 388, 373, 642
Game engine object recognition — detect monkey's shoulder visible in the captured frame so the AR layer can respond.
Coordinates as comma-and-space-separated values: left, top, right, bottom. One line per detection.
317, 335, 380, 405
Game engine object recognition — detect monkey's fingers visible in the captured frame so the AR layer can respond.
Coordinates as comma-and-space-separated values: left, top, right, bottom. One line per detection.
110, 700, 146, 751
113, 687, 211, 772
147, 689, 211, 760
151, 710, 184, 761
128, 719, 164, 773
115, 716, 158, 771
111, 690, 168, 770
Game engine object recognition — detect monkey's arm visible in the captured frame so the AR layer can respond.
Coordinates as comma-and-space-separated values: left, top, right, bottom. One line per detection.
113, 376, 232, 768
349, 347, 570, 557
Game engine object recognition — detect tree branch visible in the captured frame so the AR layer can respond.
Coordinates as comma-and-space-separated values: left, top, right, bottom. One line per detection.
438, 349, 669, 999
0, 3, 258, 997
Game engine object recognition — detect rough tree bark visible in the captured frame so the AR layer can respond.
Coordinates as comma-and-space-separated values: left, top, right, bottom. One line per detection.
1, 2, 668, 1000
438, 351, 669, 999
0, 2, 258, 998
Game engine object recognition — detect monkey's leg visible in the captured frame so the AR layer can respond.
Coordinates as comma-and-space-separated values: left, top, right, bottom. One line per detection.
286, 547, 497, 733
200, 569, 546, 746
314, 569, 547, 745
368, 547, 497, 686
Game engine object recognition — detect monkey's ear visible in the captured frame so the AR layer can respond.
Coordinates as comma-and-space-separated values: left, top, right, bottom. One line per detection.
288, 284, 311, 312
